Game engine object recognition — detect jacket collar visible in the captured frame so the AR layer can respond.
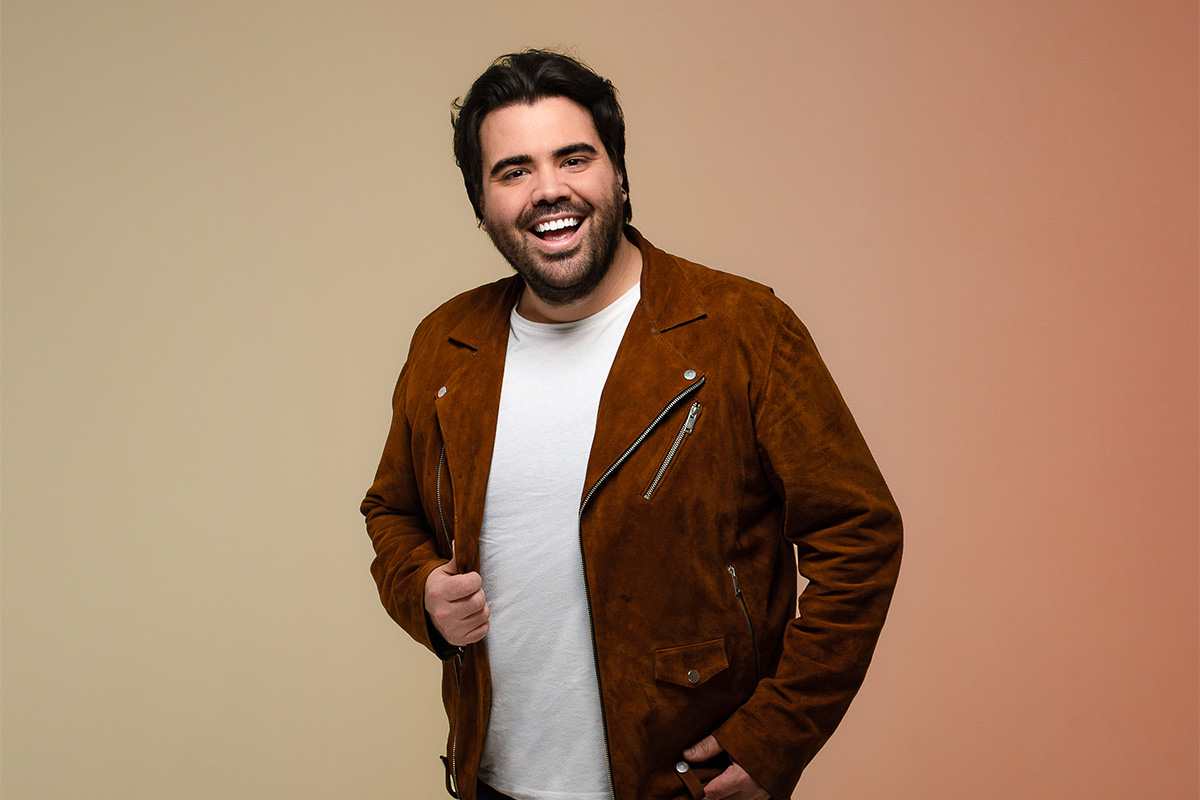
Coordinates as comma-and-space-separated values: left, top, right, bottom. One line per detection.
626, 227, 707, 333
446, 275, 521, 354
444, 226, 706, 352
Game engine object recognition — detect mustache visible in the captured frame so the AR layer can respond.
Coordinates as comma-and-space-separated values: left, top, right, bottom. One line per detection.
517, 202, 592, 229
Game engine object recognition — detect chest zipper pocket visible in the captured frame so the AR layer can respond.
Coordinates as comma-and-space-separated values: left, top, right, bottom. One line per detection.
727, 564, 760, 681
643, 402, 702, 500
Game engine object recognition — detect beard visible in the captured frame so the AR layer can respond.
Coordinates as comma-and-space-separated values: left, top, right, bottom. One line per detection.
482, 182, 625, 308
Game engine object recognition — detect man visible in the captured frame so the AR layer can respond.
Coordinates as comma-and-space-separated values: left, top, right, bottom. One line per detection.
361, 49, 901, 800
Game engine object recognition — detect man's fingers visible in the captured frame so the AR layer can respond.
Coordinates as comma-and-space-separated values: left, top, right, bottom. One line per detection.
434, 569, 484, 601
442, 608, 489, 646
425, 551, 493, 645
447, 570, 483, 598
429, 582, 491, 645
431, 592, 487, 620
452, 591, 489, 620
700, 775, 727, 799
701, 763, 770, 800
460, 619, 490, 644
700, 767, 736, 798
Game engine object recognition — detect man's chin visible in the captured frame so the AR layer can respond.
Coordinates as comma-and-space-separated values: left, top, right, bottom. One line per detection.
518, 263, 610, 307
521, 273, 594, 303
524, 238, 584, 264
512, 248, 592, 286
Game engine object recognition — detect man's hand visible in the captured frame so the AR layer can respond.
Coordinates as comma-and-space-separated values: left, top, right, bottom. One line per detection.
424, 545, 490, 646
683, 736, 769, 800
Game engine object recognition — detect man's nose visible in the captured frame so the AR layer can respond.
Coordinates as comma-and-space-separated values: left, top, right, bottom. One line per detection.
530, 169, 569, 206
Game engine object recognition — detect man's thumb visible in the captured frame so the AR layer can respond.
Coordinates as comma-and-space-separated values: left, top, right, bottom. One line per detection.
683, 735, 723, 762
445, 541, 460, 575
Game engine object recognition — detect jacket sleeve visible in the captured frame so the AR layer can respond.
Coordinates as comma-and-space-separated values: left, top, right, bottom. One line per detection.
360, 326, 457, 658
712, 303, 903, 799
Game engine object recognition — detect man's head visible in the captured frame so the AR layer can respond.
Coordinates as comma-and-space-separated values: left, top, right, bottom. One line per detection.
452, 49, 631, 225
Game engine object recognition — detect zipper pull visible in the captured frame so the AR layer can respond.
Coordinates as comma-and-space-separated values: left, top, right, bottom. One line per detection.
683, 402, 702, 434
727, 563, 742, 596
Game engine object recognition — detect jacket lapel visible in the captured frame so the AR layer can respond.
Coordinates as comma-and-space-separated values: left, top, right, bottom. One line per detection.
584, 233, 708, 494
434, 277, 521, 571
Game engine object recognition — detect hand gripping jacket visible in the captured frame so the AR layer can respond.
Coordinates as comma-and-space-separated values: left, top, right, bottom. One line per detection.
361, 230, 902, 800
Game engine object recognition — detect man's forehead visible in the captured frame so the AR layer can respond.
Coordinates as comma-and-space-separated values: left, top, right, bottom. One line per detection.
479, 96, 603, 162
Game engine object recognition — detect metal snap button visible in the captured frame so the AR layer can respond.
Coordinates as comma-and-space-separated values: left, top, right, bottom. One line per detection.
687, 669, 700, 684
684, 369, 697, 380
676, 761, 689, 773
437, 386, 447, 398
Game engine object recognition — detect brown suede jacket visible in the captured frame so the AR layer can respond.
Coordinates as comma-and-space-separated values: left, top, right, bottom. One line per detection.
361, 230, 902, 800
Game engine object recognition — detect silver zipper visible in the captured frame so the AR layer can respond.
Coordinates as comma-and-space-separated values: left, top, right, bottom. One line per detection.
578, 376, 705, 799
727, 564, 760, 680
643, 402, 702, 499
447, 652, 462, 798
581, 377, 705, 514
435, 444, 461, 798
436, 445, 452, 557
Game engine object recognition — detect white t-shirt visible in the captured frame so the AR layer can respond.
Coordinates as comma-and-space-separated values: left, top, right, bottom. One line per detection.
477, 284, 640, 800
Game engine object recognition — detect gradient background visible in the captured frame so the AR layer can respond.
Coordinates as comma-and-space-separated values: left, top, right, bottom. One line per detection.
3, 2, 1197, 798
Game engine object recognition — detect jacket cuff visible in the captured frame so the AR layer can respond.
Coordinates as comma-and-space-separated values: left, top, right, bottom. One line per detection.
424, 609, 464, 661
712, 704, 816, 800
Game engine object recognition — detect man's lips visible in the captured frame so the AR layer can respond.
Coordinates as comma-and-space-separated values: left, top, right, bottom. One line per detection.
527, 214, 584, 249
529, 214, 581, 235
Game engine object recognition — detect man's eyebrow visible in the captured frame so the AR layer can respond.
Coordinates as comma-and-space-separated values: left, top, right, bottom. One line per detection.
487, 143, 600, 179
552, 142, 599, 160
488, 154, 532, 179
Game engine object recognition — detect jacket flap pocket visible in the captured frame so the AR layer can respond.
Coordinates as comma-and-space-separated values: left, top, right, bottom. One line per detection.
654, 638, 728, 688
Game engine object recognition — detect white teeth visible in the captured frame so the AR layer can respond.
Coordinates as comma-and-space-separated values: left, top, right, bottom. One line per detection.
534, 217, 580, 233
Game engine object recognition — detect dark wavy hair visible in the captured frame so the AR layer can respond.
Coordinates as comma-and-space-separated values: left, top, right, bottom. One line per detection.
451, 49, 632, 225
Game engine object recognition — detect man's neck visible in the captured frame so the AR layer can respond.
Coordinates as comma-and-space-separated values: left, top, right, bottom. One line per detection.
516, 233, 643, 324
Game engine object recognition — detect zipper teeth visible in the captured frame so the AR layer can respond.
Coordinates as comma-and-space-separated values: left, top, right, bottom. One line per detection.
644, 427, 686, 499
436, 444, 460, 798
449, 653, 461, 798
728, 564, 760, 680
643, 402, 700, 500
578, 376, 705, 799
436, 445, 452, 556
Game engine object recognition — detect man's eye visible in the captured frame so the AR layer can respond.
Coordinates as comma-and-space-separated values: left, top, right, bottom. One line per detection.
503, 169, 527, 180
564, 158, 585, 167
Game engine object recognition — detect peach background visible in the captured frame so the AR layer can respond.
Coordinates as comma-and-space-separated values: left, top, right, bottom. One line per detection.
3, 2, 1196, 798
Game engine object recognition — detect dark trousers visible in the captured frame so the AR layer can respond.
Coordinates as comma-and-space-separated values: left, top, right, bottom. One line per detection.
475, 780, 519, 800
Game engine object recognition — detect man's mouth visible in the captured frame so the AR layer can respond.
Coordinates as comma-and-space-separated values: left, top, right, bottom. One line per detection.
530, 216, 581, 242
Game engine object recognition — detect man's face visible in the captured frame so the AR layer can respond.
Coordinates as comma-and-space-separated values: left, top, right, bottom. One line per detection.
478, 96, 627, 308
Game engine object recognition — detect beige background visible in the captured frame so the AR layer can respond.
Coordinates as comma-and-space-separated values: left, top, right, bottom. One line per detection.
3, 2, 1197, 798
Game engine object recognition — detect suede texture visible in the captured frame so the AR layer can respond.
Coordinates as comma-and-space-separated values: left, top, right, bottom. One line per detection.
361, 230, 902, 800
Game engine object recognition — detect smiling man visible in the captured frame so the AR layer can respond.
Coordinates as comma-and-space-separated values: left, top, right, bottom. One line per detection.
476, 96, 639, 322
361, 50, 902, 800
